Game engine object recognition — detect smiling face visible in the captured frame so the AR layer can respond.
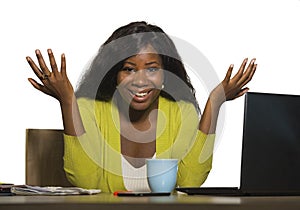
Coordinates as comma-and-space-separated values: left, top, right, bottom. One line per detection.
116, 45, 164, 111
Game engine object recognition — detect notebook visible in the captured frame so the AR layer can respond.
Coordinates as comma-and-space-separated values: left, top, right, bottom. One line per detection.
176, 92, 300, 196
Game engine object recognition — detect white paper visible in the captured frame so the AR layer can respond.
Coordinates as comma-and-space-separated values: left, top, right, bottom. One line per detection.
10, 185, 101, 196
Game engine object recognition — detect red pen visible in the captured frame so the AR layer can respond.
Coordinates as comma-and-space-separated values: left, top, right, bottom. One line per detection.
113, 190, 132, 196
114, 191, 171, 196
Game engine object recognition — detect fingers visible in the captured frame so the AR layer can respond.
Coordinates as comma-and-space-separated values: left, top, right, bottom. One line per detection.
239, 63, 257, 87
26, 56, 44, 80
47, 49, 59, 75
229, 58, 256, 86
237, 59, 257, 87
27, 49, 67, 81
235, 87, 249, 99
26, 50, 51, 82
28, 78, 43, 90
28, 78, 50, 94
231, 58, 248, 81
222, 58, 257, 101
227, 87, 250, 101
35, 49, 52, 77
224, 57, 256, 84
61, 53, 67, 77
224, 64, 234, 83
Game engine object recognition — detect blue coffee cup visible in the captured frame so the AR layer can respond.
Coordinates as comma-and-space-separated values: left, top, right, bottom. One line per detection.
146, 159, 178, 193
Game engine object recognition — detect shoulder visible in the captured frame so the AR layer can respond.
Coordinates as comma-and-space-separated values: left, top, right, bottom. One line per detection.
77, 97, 112, 106
159, 96, 198, 116
77, 97, 114, 113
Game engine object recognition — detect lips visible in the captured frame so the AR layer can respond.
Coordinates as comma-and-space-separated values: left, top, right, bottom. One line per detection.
129, 89, 152, 101
134, 91, 150, 97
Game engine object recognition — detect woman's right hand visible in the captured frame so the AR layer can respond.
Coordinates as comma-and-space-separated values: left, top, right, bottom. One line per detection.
26, 49, 74, 104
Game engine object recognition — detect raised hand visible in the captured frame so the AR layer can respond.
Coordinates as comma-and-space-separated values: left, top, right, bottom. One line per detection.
198, 58, 257, 134
26, 49, 74, 104
210, 58, 257, 106
27, 49, 85, 135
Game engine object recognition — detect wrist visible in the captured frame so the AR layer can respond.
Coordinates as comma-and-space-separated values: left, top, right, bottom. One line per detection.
59, 93, 76, 107
208, 93, 224, 110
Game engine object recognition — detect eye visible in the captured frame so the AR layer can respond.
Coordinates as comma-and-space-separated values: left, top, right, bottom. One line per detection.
147, 67, 160, 72
122, 67, 135, 72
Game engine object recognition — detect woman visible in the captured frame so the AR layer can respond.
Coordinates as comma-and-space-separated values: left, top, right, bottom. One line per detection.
26, 21, 257, 193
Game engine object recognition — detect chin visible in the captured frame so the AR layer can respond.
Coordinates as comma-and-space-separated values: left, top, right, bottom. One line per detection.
129, 102, 152, 111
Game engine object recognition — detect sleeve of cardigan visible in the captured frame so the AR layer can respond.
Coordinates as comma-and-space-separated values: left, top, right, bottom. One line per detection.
177, 131, 215, 187
174, 100, 216, 187
63, 98, 104, 189
64, 133, 103, 189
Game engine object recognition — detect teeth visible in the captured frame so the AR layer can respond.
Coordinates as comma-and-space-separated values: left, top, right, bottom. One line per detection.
135, 92, 148, 97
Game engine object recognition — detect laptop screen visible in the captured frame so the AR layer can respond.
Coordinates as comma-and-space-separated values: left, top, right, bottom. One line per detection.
240, 92, 300, 194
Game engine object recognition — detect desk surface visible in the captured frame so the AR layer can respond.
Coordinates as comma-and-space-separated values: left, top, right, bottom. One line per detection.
1, 193, 300, 210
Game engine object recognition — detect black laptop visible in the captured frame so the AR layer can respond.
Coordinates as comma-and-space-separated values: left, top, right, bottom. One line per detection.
176, 92, 300, 196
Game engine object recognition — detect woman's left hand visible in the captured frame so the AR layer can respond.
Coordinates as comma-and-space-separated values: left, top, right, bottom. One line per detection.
210, 58, 257, 107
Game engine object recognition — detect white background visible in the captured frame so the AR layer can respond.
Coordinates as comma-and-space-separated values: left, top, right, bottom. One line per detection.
1, 0, 300, 186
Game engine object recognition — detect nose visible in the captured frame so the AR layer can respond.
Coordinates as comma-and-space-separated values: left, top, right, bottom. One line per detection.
132, 69, 148, 87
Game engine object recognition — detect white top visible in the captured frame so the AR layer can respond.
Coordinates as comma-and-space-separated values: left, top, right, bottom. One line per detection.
121, 154, 156, 192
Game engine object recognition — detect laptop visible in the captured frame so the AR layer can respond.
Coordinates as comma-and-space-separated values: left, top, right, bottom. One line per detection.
176, 92, 300, 196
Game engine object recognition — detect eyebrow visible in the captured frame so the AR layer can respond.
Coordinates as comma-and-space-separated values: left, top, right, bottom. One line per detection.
145, 61, 160, 66
123, 61, 136, 66
123, 61, 160, 66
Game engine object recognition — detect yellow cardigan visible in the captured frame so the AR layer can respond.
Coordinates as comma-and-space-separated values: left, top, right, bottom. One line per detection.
63, 96, 215, 193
